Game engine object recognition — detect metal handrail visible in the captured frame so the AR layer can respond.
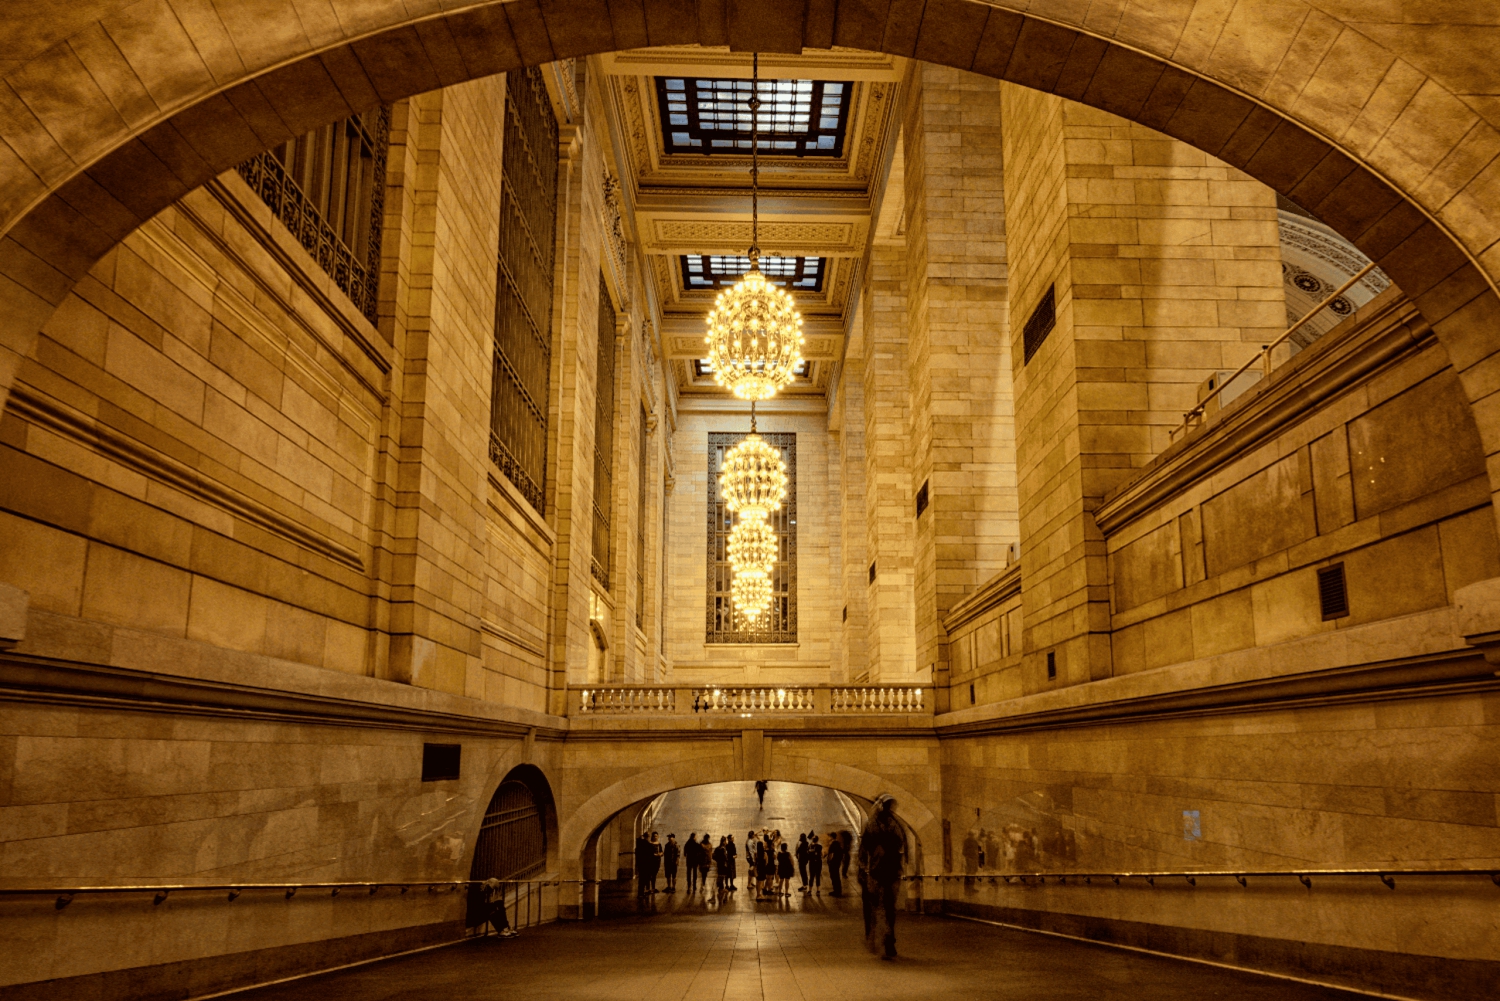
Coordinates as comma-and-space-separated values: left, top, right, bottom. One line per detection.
1176, 259, 1380, 436
915, 867, 1499, 888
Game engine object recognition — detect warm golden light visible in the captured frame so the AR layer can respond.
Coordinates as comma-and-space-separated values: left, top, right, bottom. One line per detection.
731, 571, 773, 621
704, 267, 805, 401
726, 518, 778, 574
719, 433, 788, 520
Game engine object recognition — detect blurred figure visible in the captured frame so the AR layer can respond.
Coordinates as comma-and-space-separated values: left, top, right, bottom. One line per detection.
777, 841, 794, 895
699, 833, 713, 889
796, 833, 809, 890
726, 834, 739, 890
807, 833, 823, 894
826, 831, 845, 896
646, 832, 662, 894
684, 831, 701, 892
635, 832, 653, 897
713, 836, 728, 891
755, 778, 768, 807
663, 833, 680, 892
859, 794, 907, 960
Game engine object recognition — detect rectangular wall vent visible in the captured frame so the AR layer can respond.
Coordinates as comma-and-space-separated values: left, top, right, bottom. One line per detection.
969, 683, 976, 705
1046, 651, 1057, 680
915, 479, 929, 517
868, 561, 877, 585
1022, 284, 1056, 364
1317, 563, 1348, 620
422, 743, 461, 782
842, 605, 848, 623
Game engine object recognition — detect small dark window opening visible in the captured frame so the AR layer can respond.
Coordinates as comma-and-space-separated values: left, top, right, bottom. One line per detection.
1022, 284, 1056, 365
1046, 651, 1057, 681
915, 479, 929, 518
1317, 564, 1349, 620
422, 743, 461, 782
869, 561, 878, 585
969, 683, 976, 705
842, 605, 848, 623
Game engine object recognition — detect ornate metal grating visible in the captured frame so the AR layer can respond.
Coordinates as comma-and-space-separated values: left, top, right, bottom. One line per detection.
706, 432, 796, 643
655, 77, 851, 157
490, 66, 559, 514
236, 105, 391, 322
592, 277, 617, 592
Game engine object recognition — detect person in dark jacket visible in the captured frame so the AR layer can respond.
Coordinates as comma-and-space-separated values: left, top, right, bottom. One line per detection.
859, 794, 908, 959
755, 778, 768, 807
646, 832, 663, 894
635, 833, 654, 897
699, 833, 713, 890
826, 831, 846, 897
795, 833, 809, 890
712, 837, 728, 891
725, 834, 739, 890
807, 834, 823, 894
776, 842, 794, 895
684, 832, 700, 892
663, 833, 680, 892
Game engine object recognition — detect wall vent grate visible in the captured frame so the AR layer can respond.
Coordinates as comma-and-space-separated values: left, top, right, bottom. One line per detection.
1317, 563, 1349, 620
1022, 284, 1056, 364
915, 479, 929, 517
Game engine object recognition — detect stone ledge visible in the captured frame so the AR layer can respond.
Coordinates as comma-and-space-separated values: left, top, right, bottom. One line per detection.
0, 583, 25, 648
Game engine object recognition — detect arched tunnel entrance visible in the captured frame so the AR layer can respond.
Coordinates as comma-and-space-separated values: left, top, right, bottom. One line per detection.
578, 780, 924, 920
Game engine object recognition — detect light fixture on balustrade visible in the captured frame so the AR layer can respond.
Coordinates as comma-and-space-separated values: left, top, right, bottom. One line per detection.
702, 51, 805, 402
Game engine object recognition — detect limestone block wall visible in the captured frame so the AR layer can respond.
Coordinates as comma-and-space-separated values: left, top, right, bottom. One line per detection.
1003, 85, 1287, 694
943, 565, 1024, 709
662, 402, 839, 684
1101, 291, 1498, 675
828, 358, 869, 684
936, 687, 1499, 997
901, 65, 1018, 690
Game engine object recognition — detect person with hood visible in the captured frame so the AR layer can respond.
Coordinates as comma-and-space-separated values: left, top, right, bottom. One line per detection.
858, 794, 908, 959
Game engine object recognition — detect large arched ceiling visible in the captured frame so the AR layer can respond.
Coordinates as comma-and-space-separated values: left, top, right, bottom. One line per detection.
1, 0, 1498, 509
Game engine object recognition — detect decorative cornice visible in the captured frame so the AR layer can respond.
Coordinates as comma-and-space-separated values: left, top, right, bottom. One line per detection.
942, 564, 1023, 635
1096, 290, 1431, 537
8, 385, 366, 572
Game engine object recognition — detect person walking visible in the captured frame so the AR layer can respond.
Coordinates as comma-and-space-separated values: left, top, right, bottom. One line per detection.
684, 832, 700, 892
826, 831, 846, 897
807, 834, 823, 894
796, 833, 809, 890
699, 833, 713, 890
754, 778, 768, 807
663, 833, 680, 892
840, 830, 853, 882
776, 841, 794, 896
859, 794, 908, 960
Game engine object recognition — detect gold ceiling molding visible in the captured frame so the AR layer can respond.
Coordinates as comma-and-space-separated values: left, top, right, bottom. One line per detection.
652, 219, 858, 251
600, 47, 904, 81
648, 255, 857, 318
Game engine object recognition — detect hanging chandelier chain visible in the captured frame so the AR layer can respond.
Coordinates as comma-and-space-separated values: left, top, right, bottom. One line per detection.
749, 52, 760, 264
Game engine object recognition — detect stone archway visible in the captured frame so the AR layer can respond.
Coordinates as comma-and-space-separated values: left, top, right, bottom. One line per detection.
1, 2, 1497, 513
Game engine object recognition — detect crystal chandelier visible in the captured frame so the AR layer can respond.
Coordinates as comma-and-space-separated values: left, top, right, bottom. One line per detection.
731, 571, 773, 622
726, 517, 778, 573
702, 53, 805, 401
719, 428, 788, 522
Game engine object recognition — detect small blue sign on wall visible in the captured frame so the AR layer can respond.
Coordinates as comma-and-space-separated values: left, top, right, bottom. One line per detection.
1183, 809, 1201, 841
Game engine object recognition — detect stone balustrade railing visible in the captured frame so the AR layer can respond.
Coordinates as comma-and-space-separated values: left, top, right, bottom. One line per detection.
573, 685, 927, 716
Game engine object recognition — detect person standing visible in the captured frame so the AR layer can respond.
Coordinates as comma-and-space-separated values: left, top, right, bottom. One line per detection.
726, 834, 739, 890
647, 832, 663, 894
684, 832, 700, 892
635, 832, 654, 897
840, 830, 853, 882
776, 841, 794, 896
663, 834, 680, 892
713, 837, 728, 892
796, 833, 809, 890
826, 831, 845, 897
859, 794, 908, 960
754, 778, 768, 807
807, 834, 823, 894
700, 833, 713, 890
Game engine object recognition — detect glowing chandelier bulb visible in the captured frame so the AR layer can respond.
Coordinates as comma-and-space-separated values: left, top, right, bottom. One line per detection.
704, 270, 805, 401
731, 571, 773, 622
727, 518, 778, 575
719, 433, 788, 520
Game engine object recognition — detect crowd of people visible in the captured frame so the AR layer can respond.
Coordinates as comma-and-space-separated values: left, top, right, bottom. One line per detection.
633, 826, 855, 899
629, 785, 908, 960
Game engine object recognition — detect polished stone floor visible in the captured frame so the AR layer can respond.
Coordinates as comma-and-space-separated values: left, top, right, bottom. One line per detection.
234, 897, 1369, 1001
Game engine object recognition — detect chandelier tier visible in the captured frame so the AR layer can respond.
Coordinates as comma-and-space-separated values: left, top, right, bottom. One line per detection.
726, 517, 778, 574
719, 429, 788, 522
731, 571, 773, 622
702, 52, 805, 402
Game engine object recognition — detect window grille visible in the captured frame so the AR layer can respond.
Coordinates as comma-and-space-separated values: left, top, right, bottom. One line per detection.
657, 77, 851, 157
682, 254, 825, 291
636, 403, 649, 629
468, 780, 546, 883
592, 278, 617, 591
695, 357, 807, 380
490, 67, 560, 514
236, 105, 391, 322
706, 432, 796, 643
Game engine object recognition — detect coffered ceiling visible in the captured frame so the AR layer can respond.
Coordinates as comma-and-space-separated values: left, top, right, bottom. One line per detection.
597, 46, 905, 397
